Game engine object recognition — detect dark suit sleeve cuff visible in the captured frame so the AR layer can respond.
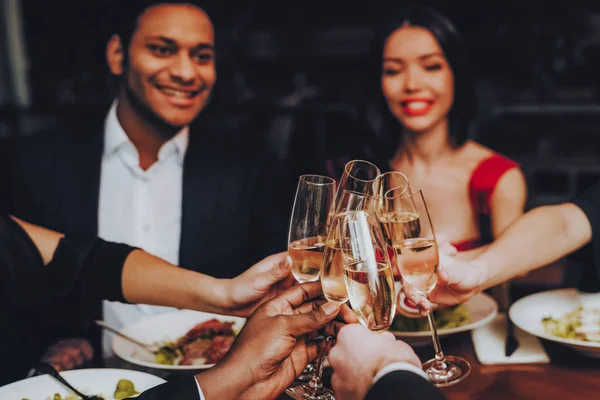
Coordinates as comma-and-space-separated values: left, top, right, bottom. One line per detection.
366, 369, 445, 400
134, 377, 200, 400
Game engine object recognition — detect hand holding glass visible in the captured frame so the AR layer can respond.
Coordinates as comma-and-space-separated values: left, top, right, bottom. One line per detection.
286, 175, 336, 399
384, 185, 471, 387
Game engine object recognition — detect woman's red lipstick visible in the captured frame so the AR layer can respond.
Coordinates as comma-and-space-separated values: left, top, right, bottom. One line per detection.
400, 98, 435, 116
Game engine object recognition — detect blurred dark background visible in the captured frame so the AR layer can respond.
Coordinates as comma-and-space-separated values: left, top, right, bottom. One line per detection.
2, 0, 600, 213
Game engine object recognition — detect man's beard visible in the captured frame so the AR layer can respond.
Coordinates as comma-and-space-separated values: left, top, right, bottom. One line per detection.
122, 77, 181, 140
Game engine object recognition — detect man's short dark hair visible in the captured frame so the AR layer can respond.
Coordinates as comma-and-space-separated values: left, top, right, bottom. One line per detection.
111, 0, 220, 56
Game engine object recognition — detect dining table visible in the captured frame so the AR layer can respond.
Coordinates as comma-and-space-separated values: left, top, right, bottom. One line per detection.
82, 279, 600, 399
277, 331, 600, 400
277, 281, 600, 400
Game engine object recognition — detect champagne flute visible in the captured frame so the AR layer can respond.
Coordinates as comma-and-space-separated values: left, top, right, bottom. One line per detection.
375, 171, 410, 284
288, 175, 336, 283
375, 170, 409, 199
376, 171, 413, 245
341, 209, 396, 332
335, 160, 381, 207
322, 190, 381, 304
286, 190, 373, 400
287, 174, 336, 383
384, 185, 471, 387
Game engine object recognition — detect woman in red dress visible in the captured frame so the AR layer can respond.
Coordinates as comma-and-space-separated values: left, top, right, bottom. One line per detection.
357, 6, 528, 256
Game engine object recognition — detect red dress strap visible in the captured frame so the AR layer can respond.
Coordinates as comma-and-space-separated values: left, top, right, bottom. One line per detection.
469, 153, 519, 215
452, 238, 482, 252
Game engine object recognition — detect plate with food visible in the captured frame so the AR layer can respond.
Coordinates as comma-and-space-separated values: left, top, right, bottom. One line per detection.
0, 368, 164, 400
112, 310, 246, 371
390, 292, 498, 346
509, 288, 600, 358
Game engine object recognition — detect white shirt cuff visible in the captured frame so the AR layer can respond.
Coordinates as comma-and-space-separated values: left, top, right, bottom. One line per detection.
372, 361, 430, 385
195, 376, 206, 400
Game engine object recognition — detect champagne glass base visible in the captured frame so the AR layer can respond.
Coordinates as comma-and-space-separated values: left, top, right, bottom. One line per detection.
285, 385, 335, 400
423, 355, 471, 387
294, 362, 316, 382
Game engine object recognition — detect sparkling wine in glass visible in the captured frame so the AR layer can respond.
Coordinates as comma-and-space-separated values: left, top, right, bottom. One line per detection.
375, 170, 410, 284
322, 190, 377, 305
287, 174, 335, 385
385, 185, 471, 387
287, 194, 364, 399
341, 210, 396, 332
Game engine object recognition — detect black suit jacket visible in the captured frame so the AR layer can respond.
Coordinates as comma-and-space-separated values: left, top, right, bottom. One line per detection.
2, 110, 293, 361
133, 370, 445, 400
3, 110, 293, 279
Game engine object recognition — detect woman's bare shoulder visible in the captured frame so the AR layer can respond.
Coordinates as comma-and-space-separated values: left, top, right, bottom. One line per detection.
455, 140, 497, 168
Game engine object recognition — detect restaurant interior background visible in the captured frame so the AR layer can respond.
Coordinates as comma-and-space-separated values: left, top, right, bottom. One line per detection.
1, 0, 599, 288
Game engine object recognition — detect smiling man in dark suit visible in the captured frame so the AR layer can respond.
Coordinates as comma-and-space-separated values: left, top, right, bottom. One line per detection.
2, 0, 292, 367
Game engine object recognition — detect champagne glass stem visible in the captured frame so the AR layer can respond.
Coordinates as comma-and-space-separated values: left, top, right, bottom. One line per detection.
307, 336, 334, 393
426, 312, 447, 365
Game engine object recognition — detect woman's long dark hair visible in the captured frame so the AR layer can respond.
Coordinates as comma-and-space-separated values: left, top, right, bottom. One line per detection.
358, 6, 477, 164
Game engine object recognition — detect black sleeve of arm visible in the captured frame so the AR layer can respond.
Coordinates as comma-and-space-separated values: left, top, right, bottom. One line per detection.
0, 212, 46, 306
365, 370, 446, 400
48, 234, 136, 304
1, 212, 135, 309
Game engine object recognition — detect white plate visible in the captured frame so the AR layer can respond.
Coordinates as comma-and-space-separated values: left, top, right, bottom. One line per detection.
112, 309, 246, 371
390, 292, 498, 346
509, 288, 600, 359
0, 368, 165, 400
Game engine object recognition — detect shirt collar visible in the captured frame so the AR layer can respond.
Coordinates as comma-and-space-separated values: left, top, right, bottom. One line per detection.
160, 125, 189, 165
103, 100, 190, 165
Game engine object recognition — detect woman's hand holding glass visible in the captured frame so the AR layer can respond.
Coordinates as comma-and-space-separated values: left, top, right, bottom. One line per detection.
383, 185, 471, 387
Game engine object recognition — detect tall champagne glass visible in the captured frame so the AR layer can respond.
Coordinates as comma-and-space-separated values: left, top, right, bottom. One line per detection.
340, 209, 396, 332
335, 160, 381, 207
375, 171, 410, 283
287, 174, 335, 383
288, 175, 336, 283
375, 170, 409, 199
384, 185, 471, 387
287, 190, 370, 400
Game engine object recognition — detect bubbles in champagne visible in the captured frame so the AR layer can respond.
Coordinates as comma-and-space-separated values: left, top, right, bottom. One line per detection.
393, 238, 438, 294
344, 261, 396, 332
321, 239, 349, 303
289, 236, 326, 283
379, 211, 421, 243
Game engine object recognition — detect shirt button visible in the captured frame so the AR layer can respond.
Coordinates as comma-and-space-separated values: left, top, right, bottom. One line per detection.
143, 224, 151, 233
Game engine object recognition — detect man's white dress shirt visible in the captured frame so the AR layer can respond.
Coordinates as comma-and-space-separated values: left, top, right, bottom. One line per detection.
98, 101, 189, 359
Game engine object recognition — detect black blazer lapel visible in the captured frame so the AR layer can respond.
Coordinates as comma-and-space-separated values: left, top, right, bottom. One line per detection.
179, 133, 226, 272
